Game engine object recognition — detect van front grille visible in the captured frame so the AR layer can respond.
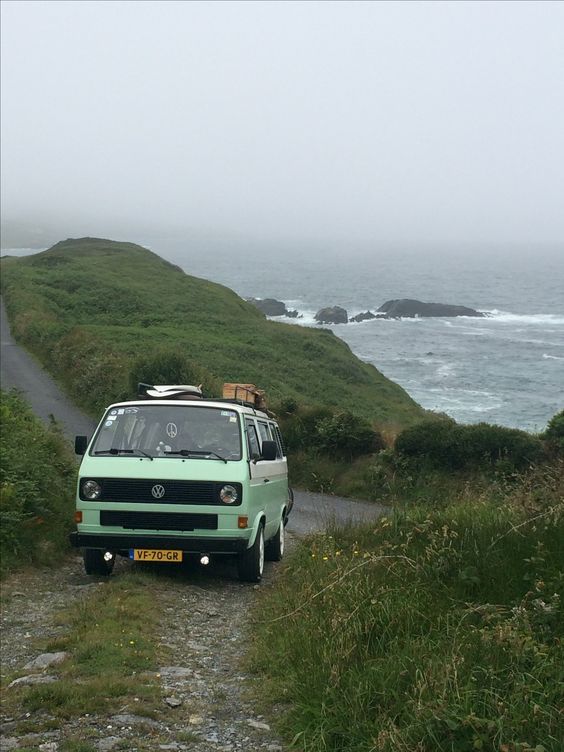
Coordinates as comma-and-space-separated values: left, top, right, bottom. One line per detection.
100, 511, 218, 531
83, 479, 242, 506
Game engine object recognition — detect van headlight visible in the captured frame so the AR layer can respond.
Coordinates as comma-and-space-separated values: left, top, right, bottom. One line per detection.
219, 485, 238, 504
81, 480, 102, 500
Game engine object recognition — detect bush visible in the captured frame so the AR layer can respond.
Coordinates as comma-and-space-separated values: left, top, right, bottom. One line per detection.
279, 405, 384, 461
314, 411, 385, 460
0, 390, 76, 576
128, 350, 222, 399
542, 409, 564, 452
395, 419, 544, 471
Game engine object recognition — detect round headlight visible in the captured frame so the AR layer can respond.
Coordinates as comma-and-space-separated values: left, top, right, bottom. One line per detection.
219, 485, 238, 504
82, 480, 102, 500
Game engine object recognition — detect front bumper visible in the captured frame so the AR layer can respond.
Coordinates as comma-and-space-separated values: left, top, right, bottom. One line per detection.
69, 531, 247, 554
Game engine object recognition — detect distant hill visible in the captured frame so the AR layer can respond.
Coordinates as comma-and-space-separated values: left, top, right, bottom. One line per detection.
0, 237, 423, 427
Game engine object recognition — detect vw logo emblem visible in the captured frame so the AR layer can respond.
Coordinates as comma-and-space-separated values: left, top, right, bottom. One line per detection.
151, 484, 165, 499
166, 422, 178, 438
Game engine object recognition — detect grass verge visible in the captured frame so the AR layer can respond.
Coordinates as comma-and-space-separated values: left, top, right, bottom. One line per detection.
0, 389, 76, 577
248, 463, 564, 751
1, 571, 163, 728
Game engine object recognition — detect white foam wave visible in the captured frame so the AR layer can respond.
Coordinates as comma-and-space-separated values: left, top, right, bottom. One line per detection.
543, 353, 564, 361
483, 310, 564, 325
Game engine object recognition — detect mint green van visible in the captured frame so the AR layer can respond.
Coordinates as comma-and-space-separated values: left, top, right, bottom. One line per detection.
70, 388, 292, 582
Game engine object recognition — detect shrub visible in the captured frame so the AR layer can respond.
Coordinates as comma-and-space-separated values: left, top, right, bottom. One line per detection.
278, 405, 384, 461
395, 419, 544, 471
542, 409, 564, 452
0, 390, 76, 575
313, 411, 385, 460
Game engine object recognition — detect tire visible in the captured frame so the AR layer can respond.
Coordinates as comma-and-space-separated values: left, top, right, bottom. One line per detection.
237, 524, 265, 583
83, 548, 115, 576
265, 515, 285, 562
286, 488, 294, 523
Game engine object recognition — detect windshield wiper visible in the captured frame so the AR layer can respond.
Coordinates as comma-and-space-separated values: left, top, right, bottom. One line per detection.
164, 449, 228, 464
94, 448, 154, 461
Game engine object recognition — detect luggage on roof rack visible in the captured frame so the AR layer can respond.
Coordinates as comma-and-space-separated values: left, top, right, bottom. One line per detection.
223, 383, 267, 410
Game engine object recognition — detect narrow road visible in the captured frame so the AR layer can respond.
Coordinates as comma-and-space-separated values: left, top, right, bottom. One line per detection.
1, 294, 386, 751
0, 295, 385, 534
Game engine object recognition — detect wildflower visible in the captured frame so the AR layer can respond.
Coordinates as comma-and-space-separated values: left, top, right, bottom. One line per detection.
323, 556, 329, 561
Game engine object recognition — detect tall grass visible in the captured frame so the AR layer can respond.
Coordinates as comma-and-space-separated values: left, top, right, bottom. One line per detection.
249, 462, 564, 751
0, 390, 76, 576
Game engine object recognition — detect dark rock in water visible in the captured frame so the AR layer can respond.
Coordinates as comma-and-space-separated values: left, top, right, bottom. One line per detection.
350, 311, 377, 323
246, 298, 298, 317
378, 299, 484, 318
315, 306, 348, 324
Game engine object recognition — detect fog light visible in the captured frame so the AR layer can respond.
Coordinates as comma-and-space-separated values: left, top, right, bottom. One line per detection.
74, 511, 83, 523
103, 551, 114, 562
200, 554, 210, 566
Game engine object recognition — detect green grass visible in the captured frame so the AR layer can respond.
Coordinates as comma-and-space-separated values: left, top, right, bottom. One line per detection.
248, 461, 564, 751
0, 237, 423, 428
0, 390, 76, 576
2, 571, 163, 721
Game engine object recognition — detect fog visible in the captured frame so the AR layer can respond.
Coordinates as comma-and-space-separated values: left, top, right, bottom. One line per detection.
1, 0, 563, 254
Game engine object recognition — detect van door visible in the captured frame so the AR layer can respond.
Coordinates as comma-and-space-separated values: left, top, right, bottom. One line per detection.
257, 419, 287, 537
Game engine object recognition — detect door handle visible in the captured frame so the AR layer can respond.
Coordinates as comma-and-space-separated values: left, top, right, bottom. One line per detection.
263, 478, 270, 483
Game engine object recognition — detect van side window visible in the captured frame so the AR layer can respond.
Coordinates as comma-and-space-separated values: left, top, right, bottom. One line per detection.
267, 422, 283, 458
257, 421, 270, 445
273, 425, 286, 456
245, 419, 260, 459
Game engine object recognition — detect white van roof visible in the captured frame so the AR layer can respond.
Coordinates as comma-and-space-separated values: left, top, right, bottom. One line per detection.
106, 397, 271, 421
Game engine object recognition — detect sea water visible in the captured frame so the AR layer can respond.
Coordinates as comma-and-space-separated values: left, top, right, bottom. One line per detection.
170, 245, 564, 432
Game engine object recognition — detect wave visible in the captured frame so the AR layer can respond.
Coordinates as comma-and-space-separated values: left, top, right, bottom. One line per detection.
482, 310, 564, 325
543, 353, 564, 361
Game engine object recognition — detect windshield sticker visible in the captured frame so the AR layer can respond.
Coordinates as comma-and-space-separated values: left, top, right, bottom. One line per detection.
125, 407, 138, 414
118, 408, 124, 415
110, 410, 117, 415
104, 420, 113, 427
106, 415, 116, 421
229, 416, 237, 423
166, 422, 178, 438
221, 411, 231, 416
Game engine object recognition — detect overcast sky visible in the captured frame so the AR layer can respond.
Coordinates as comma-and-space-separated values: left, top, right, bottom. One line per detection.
1, 0, 563, 251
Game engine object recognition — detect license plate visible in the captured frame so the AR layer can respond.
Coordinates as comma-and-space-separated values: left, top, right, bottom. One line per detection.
129, 549, 183, 562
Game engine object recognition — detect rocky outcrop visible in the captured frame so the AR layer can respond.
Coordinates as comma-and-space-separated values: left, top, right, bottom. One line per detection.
247, 298, 299, 317
315, 306, 348, 324
377, 299, 484, 318
350, 311, 377, 323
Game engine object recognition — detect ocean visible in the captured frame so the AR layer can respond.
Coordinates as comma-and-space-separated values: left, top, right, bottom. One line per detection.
3, 241, 563, 432
167, 244, 564, 433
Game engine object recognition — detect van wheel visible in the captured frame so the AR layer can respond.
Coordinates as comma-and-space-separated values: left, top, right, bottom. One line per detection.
83, 549, 115, 576
237, 524, 264, 583
265, 515, 285, 562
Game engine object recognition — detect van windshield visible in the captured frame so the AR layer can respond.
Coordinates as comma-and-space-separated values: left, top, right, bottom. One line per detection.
90, 405, 242, 460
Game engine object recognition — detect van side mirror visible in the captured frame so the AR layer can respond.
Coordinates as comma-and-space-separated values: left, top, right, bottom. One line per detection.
75, 435, 88, 455
261, 440, 277, 461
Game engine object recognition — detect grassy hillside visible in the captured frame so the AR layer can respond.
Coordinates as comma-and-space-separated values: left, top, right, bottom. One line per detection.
0, 237, 423, 428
